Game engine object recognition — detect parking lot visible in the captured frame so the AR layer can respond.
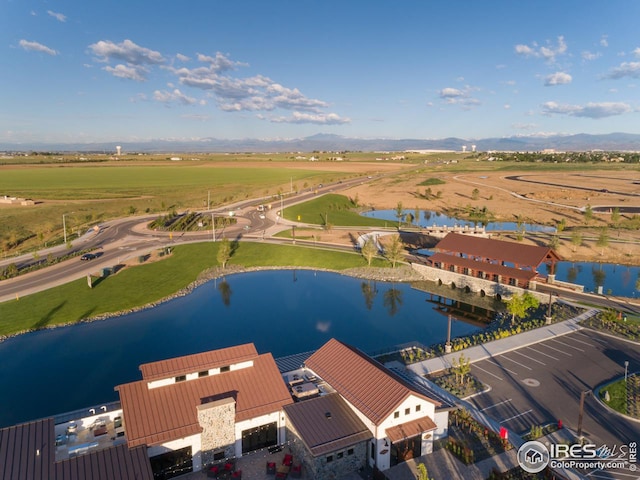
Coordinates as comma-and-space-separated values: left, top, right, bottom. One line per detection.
465, 330, 640, 478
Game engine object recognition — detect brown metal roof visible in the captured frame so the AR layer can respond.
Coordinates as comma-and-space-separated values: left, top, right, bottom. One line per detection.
427, 252, 539, 281
0, 418, 54, 480
305, 339, 440, 426
55, 444, 153, 480
117, 351, 293, 447
139, 343, 258, 381
434, 233, 560, 269
284, 393, 371, 457
0, 418, 152, 480
385, 417, 437, 443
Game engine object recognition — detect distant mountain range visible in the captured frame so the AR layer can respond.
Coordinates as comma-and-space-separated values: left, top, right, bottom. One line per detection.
2, 132, 640, 153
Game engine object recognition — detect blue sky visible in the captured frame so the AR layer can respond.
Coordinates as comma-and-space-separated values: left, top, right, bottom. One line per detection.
2, 0, 640, 144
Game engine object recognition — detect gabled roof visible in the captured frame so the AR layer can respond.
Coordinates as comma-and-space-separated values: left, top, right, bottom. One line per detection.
0, 418, 152, 480
305, 339, 440, 426
139, 343, 258, 381
427, 252, 539, 281
385, 417, 437, 443
284, 393, 371, 457
434, 233, 560, 269
117, 350, 293, 447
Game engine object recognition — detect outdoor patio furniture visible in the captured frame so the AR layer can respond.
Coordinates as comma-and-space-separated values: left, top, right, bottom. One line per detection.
290, 464, 302, 478
224, 462, 234, 472
206, 465, 219, 478
275, 472, 287, 480
266, 461, 276, 474
231, 470, 242, 479
283, 453, 293, 466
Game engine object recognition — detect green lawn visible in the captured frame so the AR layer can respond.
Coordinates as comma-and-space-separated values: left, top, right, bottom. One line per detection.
600, 378, 627, 414
0, 241, 386, 337
284, 193, 391, 227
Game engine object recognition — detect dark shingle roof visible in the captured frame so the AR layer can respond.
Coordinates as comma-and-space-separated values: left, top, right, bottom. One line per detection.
284, 394, 371, 457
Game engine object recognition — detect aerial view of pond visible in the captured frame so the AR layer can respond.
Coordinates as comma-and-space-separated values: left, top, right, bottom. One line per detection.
541, 262, 640, 297
362, 209, 556, 232
0, 270, 492, 428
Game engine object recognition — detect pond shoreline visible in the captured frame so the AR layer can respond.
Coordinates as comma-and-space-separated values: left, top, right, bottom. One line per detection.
0, 264, 425, 343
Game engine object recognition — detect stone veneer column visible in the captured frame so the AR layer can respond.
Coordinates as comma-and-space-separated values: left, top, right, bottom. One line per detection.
197, 397, 236, 465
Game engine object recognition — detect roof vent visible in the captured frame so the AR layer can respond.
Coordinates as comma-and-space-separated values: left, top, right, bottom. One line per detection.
325, 411, 332, 419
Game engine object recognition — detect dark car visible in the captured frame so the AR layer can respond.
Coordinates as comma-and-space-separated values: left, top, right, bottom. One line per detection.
81, 253, 97, 261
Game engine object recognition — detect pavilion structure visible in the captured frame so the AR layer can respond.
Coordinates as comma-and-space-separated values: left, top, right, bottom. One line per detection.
427, 233, 561, 289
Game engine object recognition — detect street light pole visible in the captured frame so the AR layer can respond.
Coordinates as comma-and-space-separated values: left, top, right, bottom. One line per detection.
212, 213, 216, 242
625, 361, 630, 383
62, 214, 67, 244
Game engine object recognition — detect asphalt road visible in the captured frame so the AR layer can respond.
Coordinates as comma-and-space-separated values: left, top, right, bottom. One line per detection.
466, 329, 640, 478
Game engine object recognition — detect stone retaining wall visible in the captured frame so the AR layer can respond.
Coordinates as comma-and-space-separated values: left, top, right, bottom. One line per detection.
411, 263, 549, 302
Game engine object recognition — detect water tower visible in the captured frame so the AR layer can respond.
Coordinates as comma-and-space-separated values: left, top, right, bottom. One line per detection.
462, 145, 467, 153
471, 144, 476, 152
116, 146, 122, 156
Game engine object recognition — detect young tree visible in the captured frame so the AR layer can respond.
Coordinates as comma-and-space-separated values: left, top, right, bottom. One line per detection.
596, 227, 609, 255
584, 204, 593, 224
217, 238, 232, 269
471, 188, 480, 200
361, 236, 377, 266
452, 352, 471, 386
505, 292, 540, 322
385, 234, 404, 268
395, 201, 404, 227
571, 230, 582, 252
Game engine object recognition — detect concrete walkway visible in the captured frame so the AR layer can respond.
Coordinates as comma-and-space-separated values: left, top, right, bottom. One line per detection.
407, 308, 599, 376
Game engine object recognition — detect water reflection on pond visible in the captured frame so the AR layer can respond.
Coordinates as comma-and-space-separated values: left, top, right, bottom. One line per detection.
0, 270, 494, 427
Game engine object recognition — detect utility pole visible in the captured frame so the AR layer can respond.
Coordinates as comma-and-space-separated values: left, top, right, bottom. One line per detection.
63, 213, 68, 244
577, 390, 591, 441
212, 213, 216, 242
207, 190, 210, 210
445, 314, 452, 353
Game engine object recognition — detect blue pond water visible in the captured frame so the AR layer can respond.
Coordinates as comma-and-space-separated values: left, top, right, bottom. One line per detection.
0, 270, 483, 428
362, 209, 556, 232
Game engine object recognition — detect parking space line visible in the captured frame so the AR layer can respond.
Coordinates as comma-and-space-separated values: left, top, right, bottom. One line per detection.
549, 338, 584, 352
526, 346, 559, 361
499, 409, 533, 424
479, 398, 512, 412
501, 355, 533, 370
484, 360, 519, 376
472, 364, 503, 381
512, 350, 546, 365
564, 336, 594, 347
576, 331, 608, 345
540, 342, 572, 356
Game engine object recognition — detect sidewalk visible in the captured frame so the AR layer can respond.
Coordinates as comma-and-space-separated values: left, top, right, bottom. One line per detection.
407, 309, 599, 376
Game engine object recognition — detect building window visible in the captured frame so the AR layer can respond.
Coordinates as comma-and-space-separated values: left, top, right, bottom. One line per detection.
220, 365, 230, 373
198, 370, 209, 378
347, 448, 354, 456
416, 405, 421, 412
394, 411, 399, 419
371, 442, 375, 459
213, 451, 225, 461
405, 408, 410, 416
175, 375, 186, 383
337, 451, 344, 459
326, 455, 333, 463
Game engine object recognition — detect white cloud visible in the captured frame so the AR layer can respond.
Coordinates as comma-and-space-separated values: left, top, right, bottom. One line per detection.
515, 36, 567, 62
104, 64, 148, 82
438, 86, 480, 108
605, 61, 640, 79
600, 35, 609, 47
581, 51, 601, 61
541, 101, 631, 118
176, 53, 190, 62
504, 104, 511, 109
181, 114, 210, 121
634, 47, 640, 58
196, 52, 246, 72
512, 123, 538, 130
47, 10, 66, 22
89, 39, 165, 65
544, 72, 572, 86
19, 39, 57, 56
153, 88, 197, 105
270, 112, 350, 125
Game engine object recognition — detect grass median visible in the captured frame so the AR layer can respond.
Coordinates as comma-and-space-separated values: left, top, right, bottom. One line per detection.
0, 241, 384, 338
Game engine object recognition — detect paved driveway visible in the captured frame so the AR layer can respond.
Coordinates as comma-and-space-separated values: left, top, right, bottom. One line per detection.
465, 329, 640, 479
